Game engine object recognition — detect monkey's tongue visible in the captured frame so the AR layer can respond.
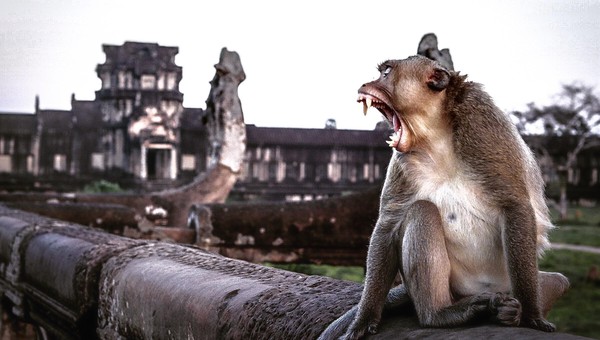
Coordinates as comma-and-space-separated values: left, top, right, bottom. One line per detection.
392, 114, 401, 132
387, 115, 402, 149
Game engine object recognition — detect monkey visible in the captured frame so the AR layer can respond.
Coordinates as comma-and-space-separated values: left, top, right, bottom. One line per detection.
318, 55, 569, 339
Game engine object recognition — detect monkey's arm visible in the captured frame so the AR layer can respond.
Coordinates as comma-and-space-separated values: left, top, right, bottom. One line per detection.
503, 202, 556, 332
339, 158, 409, 339
347, 225, 401, 336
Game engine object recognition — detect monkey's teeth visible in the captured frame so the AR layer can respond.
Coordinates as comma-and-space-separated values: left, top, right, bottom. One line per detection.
363, 97, 372, 116
387, 131, 401, 148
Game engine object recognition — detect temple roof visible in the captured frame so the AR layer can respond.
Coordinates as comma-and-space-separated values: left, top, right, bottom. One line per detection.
0, 113, 36, 134
246, 124, 391, 148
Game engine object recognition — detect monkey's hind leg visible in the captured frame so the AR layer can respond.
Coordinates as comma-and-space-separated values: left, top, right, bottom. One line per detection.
401, 200, 518, 328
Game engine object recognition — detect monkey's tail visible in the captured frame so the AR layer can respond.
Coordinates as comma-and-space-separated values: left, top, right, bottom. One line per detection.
317, 285, 411, 340
385, 284, 411, 309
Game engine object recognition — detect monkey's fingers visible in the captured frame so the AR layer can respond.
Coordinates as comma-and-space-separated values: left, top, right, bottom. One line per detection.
490, 293, 521, 326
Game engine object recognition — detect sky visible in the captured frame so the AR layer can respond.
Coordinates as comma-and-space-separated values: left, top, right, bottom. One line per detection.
1, 0, 599, 130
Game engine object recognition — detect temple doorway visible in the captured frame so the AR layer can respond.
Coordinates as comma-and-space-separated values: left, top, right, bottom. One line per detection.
146, 148, 170, 179
141, 144, 177, 180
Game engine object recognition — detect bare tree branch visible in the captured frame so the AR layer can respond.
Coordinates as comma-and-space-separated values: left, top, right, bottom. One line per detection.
510, 82, 600, 219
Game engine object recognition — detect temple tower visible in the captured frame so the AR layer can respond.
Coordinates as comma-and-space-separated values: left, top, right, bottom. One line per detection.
95, 42, 184, 180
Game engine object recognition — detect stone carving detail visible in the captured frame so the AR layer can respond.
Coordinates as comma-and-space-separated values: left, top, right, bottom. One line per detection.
205, 48, 247, 173
417, 33, 454, 71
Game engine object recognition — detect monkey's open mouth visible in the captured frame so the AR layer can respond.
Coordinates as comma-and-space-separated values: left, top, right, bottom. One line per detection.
357, 93, 406, 151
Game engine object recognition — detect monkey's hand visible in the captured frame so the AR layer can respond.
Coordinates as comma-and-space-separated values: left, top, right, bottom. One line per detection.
489, 293, 522, 326
521, 317, 556, 332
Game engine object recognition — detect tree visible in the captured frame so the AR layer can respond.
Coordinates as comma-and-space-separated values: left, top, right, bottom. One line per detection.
512, 83, 600, 220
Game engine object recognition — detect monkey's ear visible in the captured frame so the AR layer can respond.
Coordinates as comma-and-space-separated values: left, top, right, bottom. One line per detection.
426, 68, 450, 91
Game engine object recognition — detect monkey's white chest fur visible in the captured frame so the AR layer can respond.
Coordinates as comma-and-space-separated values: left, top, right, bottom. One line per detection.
402, 150, 511, 297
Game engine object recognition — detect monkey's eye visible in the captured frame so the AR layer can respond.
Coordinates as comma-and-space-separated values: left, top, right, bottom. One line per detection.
382, 66, 392, 77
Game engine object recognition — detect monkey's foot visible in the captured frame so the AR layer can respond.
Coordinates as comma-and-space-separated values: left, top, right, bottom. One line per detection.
490, 293, 521, 326
340, 328, 367, 340
342, 320, 378, 340
522, 317, 556, 332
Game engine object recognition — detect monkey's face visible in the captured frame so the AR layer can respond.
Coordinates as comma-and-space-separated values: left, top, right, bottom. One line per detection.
357, 55, 450, 153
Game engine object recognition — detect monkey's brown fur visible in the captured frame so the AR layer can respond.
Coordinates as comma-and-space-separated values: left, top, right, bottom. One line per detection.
319, 56, 569, 339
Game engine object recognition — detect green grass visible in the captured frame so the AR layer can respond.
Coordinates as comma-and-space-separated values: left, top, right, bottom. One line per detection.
266, 263, 364, 283
540, 250, 600, 339
550, 205, 600, 226
549, 225, 600, 247
547, 202, 600, 337
82, 179, 123, 193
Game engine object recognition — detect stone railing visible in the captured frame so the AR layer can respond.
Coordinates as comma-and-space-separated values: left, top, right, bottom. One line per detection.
0, 205, 584, 339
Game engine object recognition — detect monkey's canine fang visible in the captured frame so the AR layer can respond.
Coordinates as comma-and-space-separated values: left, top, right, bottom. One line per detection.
357, 93, 405, 151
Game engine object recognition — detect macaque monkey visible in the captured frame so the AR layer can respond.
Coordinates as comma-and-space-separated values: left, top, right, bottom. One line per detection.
319, 56, 569, 339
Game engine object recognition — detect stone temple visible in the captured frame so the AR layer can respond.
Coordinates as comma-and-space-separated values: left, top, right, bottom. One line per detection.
0, 42, 394, 200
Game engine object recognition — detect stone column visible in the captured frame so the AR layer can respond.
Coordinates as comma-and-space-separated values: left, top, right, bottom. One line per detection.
140, 145, 147, 179
170, 147, 177, 180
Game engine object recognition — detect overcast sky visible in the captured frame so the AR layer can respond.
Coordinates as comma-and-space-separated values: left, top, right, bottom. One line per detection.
1, 0, 599, 130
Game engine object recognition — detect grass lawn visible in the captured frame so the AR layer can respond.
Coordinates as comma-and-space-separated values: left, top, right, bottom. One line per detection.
550, 225, 600, 248
549, 205, 600, 227
266, 263, 364, 283
546, 205, 600, 338
540, 250, 600, 339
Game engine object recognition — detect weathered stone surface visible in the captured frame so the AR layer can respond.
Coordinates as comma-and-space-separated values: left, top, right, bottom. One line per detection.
0, 216, 29, 270
97, 242, 361, 340
124, 225, 196, 243
0, 214, 32, 322
373, 318, 590, 339
4, 187, 381, 267
0, 205, 143, 338
198, 187, 381, 265
21, 228, 139, 308
204, 47, 247, 174
4, 201, 137, 234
